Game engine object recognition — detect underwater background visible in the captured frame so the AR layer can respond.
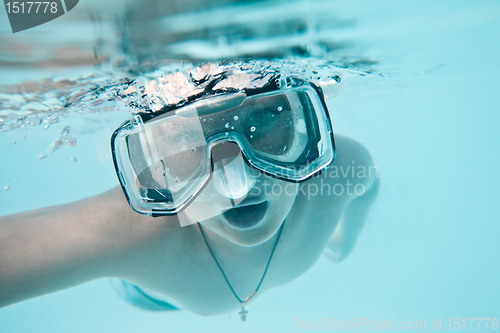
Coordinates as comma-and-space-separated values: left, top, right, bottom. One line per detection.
0, 0, 499, 332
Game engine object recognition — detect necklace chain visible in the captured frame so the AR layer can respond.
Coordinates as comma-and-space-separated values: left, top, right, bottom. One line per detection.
197, 222, 285, 321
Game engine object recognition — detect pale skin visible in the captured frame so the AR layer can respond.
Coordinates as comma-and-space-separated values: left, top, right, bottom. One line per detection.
0, 135, 378, 315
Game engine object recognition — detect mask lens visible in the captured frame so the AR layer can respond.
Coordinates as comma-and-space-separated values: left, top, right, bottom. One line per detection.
238, 94, 296, 156
127, 115, 207, 205
196, 93, 296, 156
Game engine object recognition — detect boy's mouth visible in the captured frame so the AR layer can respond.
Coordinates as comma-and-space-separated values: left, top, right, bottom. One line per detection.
222, 201, 268, 229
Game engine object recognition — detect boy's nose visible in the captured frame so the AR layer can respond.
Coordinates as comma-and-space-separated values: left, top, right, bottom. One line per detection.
211, 142, 257, 200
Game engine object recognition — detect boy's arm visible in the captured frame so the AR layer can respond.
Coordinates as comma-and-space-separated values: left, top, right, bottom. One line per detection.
0, 187, 159, 307
323, 135, 380, 263
324, 177, 379, 262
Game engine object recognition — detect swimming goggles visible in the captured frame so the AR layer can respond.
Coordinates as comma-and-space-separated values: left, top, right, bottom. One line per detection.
111, 76, 336, 216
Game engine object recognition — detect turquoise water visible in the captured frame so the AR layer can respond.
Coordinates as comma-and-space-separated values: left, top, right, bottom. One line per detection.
1, 1, 499, 332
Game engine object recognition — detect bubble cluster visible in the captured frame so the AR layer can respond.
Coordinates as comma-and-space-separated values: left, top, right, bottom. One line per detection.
38, 126, 77, 160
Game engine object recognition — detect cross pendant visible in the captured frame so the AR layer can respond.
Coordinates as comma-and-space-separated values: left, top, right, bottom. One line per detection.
238, 306, 248, 322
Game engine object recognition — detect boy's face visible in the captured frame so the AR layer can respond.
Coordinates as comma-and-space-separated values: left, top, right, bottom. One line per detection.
185, 160, 298, 247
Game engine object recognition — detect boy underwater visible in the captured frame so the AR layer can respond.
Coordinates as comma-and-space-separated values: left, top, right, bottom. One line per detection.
0, 67, 379, 321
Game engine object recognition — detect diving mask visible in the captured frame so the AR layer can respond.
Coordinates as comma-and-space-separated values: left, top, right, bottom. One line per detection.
111, 76, 336, 216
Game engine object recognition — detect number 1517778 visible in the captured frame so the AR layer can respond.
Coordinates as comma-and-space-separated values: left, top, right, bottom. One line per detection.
5, 2, 58, 14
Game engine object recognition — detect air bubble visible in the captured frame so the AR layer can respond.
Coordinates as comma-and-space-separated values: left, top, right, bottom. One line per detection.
250, 126, 256, 132
190, 147, 196, 153
225, 132, 229, 135
231, 126, 234, 129
234, 116, 239, 121
277, 106, 283, 111
250, 135, 253, 138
